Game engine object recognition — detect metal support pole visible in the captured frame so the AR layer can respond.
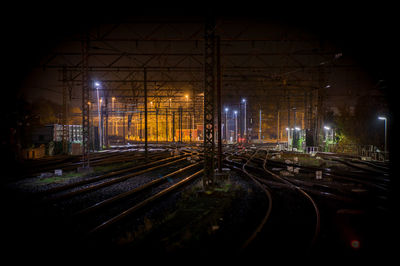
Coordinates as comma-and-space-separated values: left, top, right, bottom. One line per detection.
244, 100, 247, 141
172, 111, 175, 142
122, 107, 125, 145
259, 107, 262, 141
216, 36, 222, 173
287, 90, 291, 150
276, 101, 280, 142
293, 107, 297, 151
62, 66, 69, 154
235, 111, 238, 143
144, 68, 148, 161
203, 17, 216, 187
105, 98, 109, 148
156, 107, 159, 143
166, 108, 168, 142
96, 86, 102, 149
179, 106, 183, 143
81, 34, 90, 168
225, 109, 229, 142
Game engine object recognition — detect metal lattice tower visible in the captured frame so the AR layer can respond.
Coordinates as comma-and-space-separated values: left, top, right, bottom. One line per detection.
62, 66, 69, 154
203, 17, 216, 188
81, 35, 90, 168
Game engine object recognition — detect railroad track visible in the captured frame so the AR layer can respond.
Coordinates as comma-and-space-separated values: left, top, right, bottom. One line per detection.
23, 149, 170, 178
39, 154, 190, 202
222, 148, 319, 255
28, 152, 204, 249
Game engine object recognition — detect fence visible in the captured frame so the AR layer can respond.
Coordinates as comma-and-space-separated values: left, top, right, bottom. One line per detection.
327, 144, 388, 161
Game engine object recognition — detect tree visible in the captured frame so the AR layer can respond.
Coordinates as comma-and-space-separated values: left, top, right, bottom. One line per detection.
333, 94, 388, 149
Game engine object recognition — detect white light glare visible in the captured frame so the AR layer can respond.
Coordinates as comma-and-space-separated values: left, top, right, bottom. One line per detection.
378, 116, 386, 120
225, 108, 229, 112
242, 99, 246, 103
234, 110, 238, 115
324, 126, 331, 130
94, 82, 100, 87
295, 127, 300, 131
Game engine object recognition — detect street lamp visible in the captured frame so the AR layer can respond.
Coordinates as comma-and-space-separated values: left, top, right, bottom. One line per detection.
185, 95, 189, 142
234, 110, 238, 143
225, 108, 229, 142
378, 116, 387, 156
95, 81, 102, 150
242, 99, 247, 140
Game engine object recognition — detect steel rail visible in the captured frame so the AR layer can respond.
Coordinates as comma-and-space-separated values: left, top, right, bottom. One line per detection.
261, 149, 321, 246
240, 148, 273, 250
44, 156, 188, 202
89, 169, 204, 234
74, 162, 201, 216
41, 154, 186, 195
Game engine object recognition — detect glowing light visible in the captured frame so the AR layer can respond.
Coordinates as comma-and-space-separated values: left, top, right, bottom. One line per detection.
378, 116, 386, 120
324, 126, 330, 130
234, 110, 237, 115
242, 98, 246, 103
94, 82, 100, 87
295, 127, 300, 131
225, 108, 229, 112
351, 240, 360, 249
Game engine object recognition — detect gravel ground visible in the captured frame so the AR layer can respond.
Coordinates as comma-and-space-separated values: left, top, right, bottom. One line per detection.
1, 156, 394, 264
1, 161, 271, 262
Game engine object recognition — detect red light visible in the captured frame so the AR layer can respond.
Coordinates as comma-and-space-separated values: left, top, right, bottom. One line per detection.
351, 240, 360, 249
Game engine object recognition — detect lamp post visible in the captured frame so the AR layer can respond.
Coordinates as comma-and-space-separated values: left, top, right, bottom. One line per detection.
185, 95, 189, 142
95, 82, 102, 150
242, 99, 247, 141
378, 116, 387, 156
225, 108, 229, 142
323, 126, 331, 140
234, 110, 238, 143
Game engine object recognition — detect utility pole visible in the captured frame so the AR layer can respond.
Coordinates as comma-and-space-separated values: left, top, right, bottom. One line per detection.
165, 107, 168, 142
259, 106, 262, 141
122, 105, 125, 145
235, 111, 238, 143
216, 36, 222, 173
287, 90, 291, 151
105, 98, 109, 148
293, 107, 297, 151
80, 34, 90, 169
203, 17, 216, 188
243, 99, 247, 141
276, 101, 280, 143
144, 68, 148, 161
62, 66, 69, 154
225, 108, 229, 142
179, 106, 183, 143
172, 111, 175, 142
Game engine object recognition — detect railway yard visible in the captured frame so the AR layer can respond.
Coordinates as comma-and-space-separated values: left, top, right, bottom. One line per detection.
1, 144, 393, 262
1, 9, 396, 264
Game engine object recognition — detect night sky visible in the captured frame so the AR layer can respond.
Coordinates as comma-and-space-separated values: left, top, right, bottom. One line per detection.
1, 3, 397, 140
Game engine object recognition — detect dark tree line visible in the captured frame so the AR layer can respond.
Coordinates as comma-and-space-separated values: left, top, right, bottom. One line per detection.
326, 94, 389, 150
